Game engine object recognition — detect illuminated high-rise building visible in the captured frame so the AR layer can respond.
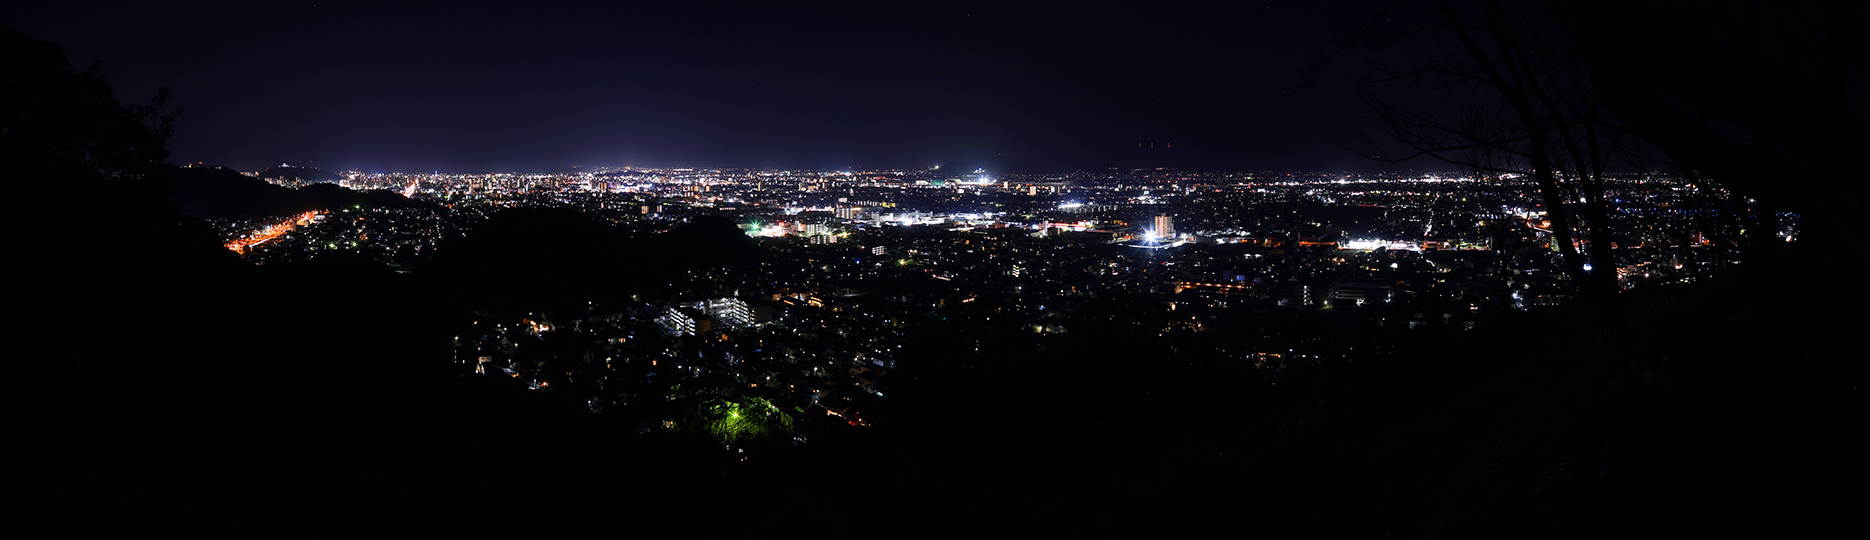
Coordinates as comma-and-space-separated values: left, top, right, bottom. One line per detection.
1153, 214, 1174, 239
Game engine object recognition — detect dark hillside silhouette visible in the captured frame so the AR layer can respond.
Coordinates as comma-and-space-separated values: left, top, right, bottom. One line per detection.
3, 24, 237, 406
420, 208, 761, 311
655, 214, 762, 268
257, 165, 343, 183
169, 165, 429, 219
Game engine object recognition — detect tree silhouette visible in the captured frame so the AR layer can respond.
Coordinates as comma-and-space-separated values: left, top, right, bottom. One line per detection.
1346, 0, 1869, 292
1344, 1, 1647, 301
3, 26, 231, 405
1, 27, 181, 198
1554, 0, 1869, 272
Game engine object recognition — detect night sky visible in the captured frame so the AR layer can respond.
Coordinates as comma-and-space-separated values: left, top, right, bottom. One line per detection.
8, 1, 1424, 173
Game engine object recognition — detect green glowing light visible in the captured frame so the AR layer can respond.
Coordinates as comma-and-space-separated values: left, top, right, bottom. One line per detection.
700, 396, 794, 443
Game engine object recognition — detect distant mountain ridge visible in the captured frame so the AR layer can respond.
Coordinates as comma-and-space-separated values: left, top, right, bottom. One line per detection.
258, 165, 343, 183
169, 165, 428, 219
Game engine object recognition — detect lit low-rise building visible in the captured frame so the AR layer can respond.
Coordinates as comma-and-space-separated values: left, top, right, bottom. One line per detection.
657, 307, 698, 336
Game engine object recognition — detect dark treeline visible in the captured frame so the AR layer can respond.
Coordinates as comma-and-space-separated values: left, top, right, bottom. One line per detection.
256, 166, 343, 183
420, 208, 760, 313
169, 166, 428, 219
6, 16, 1865, 540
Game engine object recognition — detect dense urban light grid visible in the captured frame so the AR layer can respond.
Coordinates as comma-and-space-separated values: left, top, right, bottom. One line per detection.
182, 163, 1785, 428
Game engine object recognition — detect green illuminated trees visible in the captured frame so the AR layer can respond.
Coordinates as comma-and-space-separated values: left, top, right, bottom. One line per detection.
699, 396, 795, 443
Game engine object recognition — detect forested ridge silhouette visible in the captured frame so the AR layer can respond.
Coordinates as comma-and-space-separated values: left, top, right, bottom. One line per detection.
168, 165, 429, 219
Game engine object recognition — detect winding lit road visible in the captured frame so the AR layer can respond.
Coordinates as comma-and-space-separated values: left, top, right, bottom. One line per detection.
226, 210, 323, 253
